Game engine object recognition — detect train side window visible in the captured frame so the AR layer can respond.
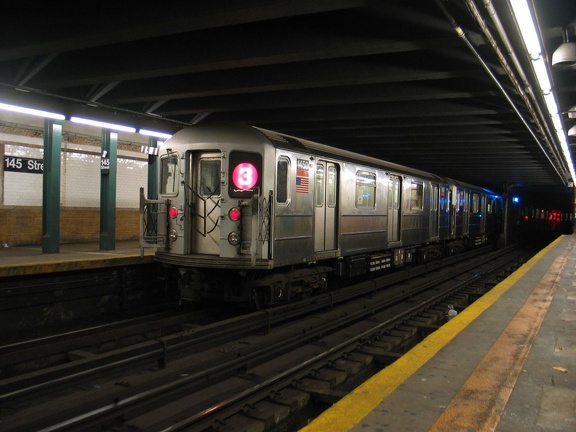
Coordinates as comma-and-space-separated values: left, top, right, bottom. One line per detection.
276, 157, 289, 204
315, 164, 325, 207
356, 170, 376, 208
199, 159, 221, 196
458, 189, 465, 212
471, 193, 480, 213
432, 184, 439, 211
440, 186, 448, 211
410, 180, 423, 210
160, 154, 179, 196
327, 165, 337, 208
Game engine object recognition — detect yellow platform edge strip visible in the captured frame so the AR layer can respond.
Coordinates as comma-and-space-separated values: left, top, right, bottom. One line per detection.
299, 235, 565, 432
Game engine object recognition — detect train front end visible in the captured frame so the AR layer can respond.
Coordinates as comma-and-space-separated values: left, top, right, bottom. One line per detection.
139, 126, 273, 305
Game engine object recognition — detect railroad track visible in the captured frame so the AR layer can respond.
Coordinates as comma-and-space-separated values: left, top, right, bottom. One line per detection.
0, 246, 528, 431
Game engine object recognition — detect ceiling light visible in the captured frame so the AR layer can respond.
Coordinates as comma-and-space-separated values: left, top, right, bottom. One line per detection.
509, 0, 576, 184
70, 116, 136, 133
509, 0, 542, 58
531, 56, 551, 93
567, 106, 576, 119
139, 129, 173, 139
568, 125, 576, 137
552, 27, 576, 69
0, 102, 65, 120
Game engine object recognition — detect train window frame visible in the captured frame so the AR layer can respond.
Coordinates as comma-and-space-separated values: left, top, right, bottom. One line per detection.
199, 158, 221, 197
440, 186, 449, 212
355, 170, 376, 209
487, 196, 495, 214
410, 179, 423, 211
315, 163, 325, 207
432, 184, 439, 211
327, 165, 337, 208
276, 156, 290, 205
471, 193, 480, 213
159, 153, 180, 196
458, 189, 465, 212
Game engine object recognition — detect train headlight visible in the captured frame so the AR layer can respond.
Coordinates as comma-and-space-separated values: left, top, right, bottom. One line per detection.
228, 231, 240, 245
169, 229, 178, 242
228, 207, 241, 221
168, 206, 178, 218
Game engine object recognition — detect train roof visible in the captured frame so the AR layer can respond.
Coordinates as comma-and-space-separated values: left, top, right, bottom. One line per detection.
164, 124, 500, 196
253, 126, 500, 196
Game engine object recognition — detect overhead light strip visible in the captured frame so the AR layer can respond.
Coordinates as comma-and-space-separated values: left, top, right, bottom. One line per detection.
0, 102, 65, 120
0, 101, 177, 142
139, 128, 173, 139
509, 0, 576, 184
70, 116, 136, 133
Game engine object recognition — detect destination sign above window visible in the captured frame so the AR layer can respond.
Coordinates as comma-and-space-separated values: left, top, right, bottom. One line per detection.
4, 156, 44, 174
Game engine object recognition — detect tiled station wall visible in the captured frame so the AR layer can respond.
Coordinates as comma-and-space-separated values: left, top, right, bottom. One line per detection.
1, 131, 149, 246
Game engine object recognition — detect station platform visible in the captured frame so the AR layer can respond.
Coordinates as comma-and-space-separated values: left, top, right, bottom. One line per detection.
301, 234, 576, 432
0, 240, 155, 277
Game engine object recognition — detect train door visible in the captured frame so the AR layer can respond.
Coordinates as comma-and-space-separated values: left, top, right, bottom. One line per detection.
454, 188, 468, 237
388, 175, 402, 243
430, 183, 439, 239
439, 185, 450, 239
450, 187, 457, 238
463, 190, 470, 236
190, 152, 221, 255
314, 161, 338, 252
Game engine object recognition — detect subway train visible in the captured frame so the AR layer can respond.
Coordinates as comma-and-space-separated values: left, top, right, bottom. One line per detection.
140, 124, 503, 308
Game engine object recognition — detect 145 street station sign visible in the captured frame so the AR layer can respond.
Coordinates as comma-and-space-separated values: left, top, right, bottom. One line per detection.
4, 156, 43, 174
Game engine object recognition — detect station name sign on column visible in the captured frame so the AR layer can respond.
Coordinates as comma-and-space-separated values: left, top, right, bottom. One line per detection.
100, 150, 110, 174
4, 156, 43, 174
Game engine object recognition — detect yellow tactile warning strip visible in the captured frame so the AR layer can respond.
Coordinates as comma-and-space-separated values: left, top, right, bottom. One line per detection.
299, 235, 567, 432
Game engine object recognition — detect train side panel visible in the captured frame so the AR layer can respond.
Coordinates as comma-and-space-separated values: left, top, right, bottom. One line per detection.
338, 161, 387, 256
272, 150, 315, 266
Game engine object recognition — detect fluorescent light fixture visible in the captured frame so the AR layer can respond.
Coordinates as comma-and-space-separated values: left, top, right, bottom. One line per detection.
510, 0, 576, 184
531, 56, 551, 93
568, 125, 576, 137
543, 93, 559, 117
551, 114, 563, 133
139, 128, 173, 139
0, 102, 65, 120
70, 116, 136, 133
509, 0, 542, 58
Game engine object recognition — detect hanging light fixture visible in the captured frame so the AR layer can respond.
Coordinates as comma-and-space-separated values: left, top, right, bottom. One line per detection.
552, 27, 576, 69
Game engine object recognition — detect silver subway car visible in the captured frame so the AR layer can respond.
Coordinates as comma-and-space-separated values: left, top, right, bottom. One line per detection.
140, 124, 502, 307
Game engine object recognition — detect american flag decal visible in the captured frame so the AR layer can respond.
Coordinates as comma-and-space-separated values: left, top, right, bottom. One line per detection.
296, 159, 310, 193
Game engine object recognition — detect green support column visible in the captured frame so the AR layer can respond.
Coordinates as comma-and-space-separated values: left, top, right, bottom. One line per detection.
100, 129, 117, 250
147, 137, 158, 238
42, 119, 62, 253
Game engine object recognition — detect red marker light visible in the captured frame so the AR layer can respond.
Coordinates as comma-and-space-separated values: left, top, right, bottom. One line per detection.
232, 162, 258, 190
229, 207, 241, 221
168, 206, 178, 218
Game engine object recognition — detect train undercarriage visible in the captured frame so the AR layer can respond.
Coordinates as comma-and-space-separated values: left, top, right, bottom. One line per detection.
173, 237, 482, 309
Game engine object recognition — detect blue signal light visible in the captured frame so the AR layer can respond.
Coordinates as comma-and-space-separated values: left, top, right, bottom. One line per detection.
512, 196, 520, 204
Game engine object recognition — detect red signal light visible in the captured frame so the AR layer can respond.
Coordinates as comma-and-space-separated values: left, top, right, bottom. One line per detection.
228, 207, 241, 221
168, 206, 178, 218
